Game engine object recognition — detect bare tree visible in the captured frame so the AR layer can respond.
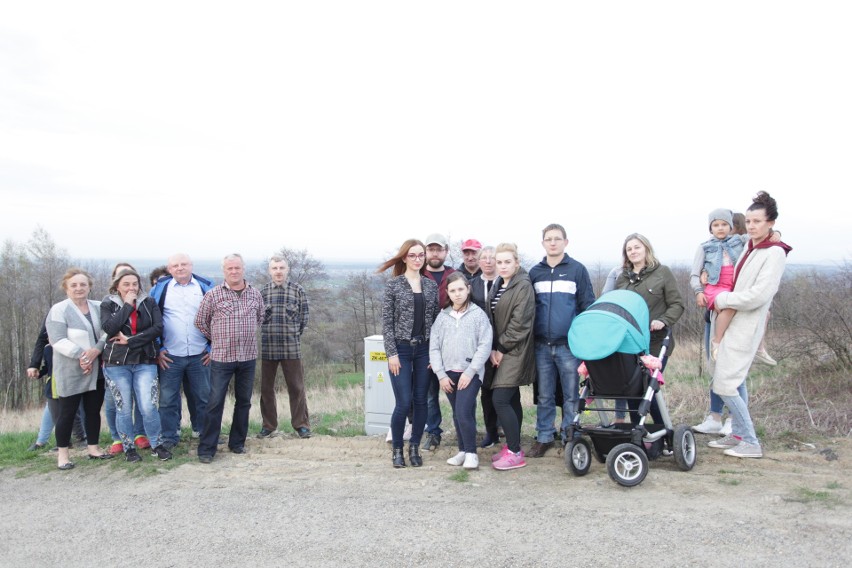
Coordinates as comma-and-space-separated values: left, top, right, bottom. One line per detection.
334, 271, 385, 371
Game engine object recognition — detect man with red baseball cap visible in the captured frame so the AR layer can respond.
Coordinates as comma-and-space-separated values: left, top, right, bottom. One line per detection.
458, 239, 483, 279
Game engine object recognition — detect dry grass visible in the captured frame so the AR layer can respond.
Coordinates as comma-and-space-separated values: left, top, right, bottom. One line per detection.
2, 342, 848, 441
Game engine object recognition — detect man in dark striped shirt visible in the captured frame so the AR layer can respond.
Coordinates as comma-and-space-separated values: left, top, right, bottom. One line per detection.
257, 255, 312, 440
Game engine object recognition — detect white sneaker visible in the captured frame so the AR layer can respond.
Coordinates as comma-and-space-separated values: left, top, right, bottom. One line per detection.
692, 416, 723, 434
708, 435, 740, 449
447, 451, 466, 466
724, 441, 763, 458
719, 418, 732, 436
754, 349, 777, 366
463, 452, 479, 470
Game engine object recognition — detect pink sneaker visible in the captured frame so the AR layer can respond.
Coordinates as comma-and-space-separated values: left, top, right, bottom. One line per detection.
491, 444, 510, 463
493, 449, 527, 471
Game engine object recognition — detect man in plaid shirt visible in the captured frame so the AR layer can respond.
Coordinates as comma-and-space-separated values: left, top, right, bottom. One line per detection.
194, 253, 265, 463
257, 255, 312, 439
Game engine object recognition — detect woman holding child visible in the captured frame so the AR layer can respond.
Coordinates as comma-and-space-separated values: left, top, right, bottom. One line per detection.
707, 192, 791, 459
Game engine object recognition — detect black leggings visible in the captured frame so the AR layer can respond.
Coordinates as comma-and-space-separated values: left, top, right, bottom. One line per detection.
55, 383, 105, 448
480, 362, 499, 438
492, 387, 522, 453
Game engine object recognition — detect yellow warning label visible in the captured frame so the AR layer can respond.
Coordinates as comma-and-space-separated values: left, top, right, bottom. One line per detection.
377, 372, 384, 382
370, 351, 387, 362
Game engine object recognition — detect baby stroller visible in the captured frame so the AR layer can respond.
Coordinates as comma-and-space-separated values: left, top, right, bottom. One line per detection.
564, 290, 697, 487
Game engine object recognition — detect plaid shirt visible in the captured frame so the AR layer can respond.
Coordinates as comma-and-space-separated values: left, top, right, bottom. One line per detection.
260, 280, 309, 360
194, 282, 265, 363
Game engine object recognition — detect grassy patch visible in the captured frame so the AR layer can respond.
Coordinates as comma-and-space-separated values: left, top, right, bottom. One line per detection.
718, 478, 741, 486
784, 486, 840, 506
312, 410, 364, 437
448, 469, 469, 482
826, 481, 841, 490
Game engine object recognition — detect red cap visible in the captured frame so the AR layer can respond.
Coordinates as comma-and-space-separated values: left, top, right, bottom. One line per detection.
461, 239, 482, 251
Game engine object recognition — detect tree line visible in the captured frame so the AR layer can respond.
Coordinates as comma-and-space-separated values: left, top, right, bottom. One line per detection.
1, 229, 848, 411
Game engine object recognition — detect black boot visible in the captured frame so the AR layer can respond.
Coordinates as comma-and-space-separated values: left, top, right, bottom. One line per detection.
392, 447, 406, 468
408, 443, 423, 467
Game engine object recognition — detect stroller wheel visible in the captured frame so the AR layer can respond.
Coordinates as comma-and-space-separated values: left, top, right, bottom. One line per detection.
565, 438, 591, 476
606, 443, 649, 487
673, 425, 697, 471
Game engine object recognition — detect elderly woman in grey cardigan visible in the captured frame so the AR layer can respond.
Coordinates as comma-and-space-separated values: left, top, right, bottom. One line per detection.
708, 192, 792, 459
429, 272, 492, 470
46, 268, 113, 470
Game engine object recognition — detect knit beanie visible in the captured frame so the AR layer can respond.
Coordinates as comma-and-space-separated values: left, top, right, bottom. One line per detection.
708, 208, 733, 231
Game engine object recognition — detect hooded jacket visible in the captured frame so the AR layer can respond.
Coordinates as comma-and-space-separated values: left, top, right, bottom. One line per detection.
100, 293, 163, 366
488, 268, 536, 389
429, 303, 492, 382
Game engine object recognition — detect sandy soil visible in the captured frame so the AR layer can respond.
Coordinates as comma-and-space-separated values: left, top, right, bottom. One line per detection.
3, 433, 850, 567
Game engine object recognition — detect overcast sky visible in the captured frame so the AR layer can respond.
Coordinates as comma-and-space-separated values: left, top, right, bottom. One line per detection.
1, 2, 849, 269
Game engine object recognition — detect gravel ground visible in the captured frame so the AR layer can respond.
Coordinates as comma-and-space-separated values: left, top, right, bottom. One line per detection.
3, 434, 850, 567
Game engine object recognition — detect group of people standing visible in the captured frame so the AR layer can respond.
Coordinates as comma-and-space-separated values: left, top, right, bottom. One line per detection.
29, 252, 312, 470
380, 191, 790, 470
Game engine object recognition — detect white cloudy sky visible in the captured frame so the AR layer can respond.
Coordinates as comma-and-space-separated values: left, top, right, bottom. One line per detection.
1, 1, 849, 268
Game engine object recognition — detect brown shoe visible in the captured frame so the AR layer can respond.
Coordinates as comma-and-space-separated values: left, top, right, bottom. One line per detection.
528, 440, 554, 458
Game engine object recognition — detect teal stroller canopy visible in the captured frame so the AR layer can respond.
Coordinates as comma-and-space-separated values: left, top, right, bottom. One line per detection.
568, 290, 651, 360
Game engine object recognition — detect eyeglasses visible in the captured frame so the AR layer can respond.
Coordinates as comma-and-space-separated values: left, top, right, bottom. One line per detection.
407, 253, 426, 260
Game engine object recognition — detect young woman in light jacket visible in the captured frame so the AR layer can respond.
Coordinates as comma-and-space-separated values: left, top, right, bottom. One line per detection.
429, 272, 492, 470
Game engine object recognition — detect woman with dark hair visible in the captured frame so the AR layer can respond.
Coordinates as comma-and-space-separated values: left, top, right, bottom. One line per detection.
46, 268, 113, 470
488, 243, 536, 471
103, 262, 148, 454
708, 192, 791, 458
101, 269, 171, 462
378, 239, 439, 468
429, 271, 492, 470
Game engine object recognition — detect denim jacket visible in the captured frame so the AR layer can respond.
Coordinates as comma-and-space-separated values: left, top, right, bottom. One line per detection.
691, 234, 747, 291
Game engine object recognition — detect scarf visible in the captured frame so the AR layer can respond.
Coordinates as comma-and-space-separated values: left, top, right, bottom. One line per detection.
733, 237, 793, 286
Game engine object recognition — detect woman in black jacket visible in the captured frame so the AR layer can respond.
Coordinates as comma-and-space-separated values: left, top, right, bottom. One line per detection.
100, 269, 170, 462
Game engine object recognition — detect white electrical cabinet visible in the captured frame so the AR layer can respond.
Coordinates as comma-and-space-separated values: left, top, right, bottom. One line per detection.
364, 335, 395, 435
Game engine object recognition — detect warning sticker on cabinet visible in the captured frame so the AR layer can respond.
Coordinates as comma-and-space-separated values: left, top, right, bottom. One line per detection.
370, 351, 387, 361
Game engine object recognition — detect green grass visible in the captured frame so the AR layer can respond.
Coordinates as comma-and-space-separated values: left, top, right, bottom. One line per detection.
826, 481, 841, 490
718, 478, 741, 486
332, 372, 362, 389
448, 470, 469, 482
311, 410, 364, 437
787, 487, 832, 503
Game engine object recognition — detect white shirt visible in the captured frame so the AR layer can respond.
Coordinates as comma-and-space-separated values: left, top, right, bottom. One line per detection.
162, 277, 208, 357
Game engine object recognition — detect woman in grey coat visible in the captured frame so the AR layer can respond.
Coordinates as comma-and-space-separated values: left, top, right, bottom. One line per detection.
46, 268, 113, 470
488, 243, 536, 471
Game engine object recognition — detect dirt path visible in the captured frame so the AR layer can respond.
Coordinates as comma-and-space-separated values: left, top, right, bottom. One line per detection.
4, 434, 850, 567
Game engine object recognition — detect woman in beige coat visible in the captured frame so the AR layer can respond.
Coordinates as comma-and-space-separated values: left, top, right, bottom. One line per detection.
488, 243, 536, 471
708, 192, 792, 459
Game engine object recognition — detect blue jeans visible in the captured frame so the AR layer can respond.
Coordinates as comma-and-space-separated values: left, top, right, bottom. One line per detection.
425, 368, 443, 437
104, 385, 145, 441
389, 342, 430, 449
36, 403, 53, 445
198, 359, 255, 457
710, 382, 748, 414
719, 390, 759, 445
444, 371, 481, 454
159, 353, 211, 445
534, 343, 579, 443
104, 364, 163, 450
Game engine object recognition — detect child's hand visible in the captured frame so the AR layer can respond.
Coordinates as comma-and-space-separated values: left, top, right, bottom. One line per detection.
695, 292, 707, 308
